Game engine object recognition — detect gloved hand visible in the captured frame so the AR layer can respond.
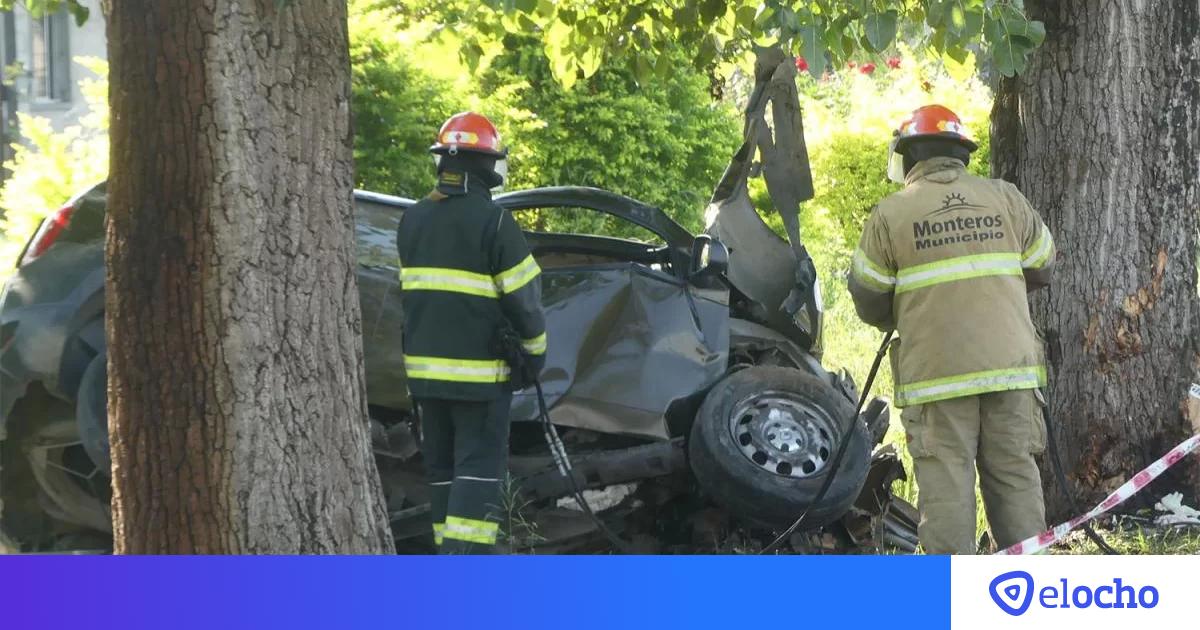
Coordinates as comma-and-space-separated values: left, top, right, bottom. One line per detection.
506, 352, 543, 392
491, 323, 545, 392
523, 352, 546, 380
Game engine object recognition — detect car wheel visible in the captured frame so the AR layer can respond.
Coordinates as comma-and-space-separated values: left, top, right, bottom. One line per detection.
688, 366, 871, 529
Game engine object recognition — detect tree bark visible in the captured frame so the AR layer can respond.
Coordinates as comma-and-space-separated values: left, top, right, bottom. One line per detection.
104, 0, 394, 553
991, 0, 1200, 520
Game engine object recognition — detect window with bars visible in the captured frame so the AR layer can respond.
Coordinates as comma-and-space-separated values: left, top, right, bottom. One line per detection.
29, 8, 69, 103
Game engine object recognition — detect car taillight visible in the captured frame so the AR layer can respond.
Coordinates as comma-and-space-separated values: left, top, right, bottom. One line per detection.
19, 202, 78, 266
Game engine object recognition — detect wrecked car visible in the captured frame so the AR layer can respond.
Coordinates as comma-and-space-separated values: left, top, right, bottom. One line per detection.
1, 52, 903, 553
0, 182, 887, 552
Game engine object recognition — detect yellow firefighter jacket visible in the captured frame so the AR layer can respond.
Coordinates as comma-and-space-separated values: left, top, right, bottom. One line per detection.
848, 157, 1056, 407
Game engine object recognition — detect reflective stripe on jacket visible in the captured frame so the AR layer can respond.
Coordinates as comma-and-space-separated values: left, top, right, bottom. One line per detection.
396, 175, 547, 401
848, 158, 1056, 407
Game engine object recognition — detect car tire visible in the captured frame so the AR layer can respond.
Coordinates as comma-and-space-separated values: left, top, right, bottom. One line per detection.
688, 366, 871, 529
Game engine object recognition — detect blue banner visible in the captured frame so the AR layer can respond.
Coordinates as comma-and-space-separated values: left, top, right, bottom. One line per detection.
0, 556, 951, 629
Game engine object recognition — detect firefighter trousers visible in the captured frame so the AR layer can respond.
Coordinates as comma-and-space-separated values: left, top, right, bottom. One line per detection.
416, 393, 512, 554
899, 389, 1047, 554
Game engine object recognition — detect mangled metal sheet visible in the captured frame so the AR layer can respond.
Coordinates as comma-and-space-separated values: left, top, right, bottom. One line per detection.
838, 445, 920, 553
355, 196, 413, 412
509, 264, 729, 439
705, 47, 822, 354
354, 190, 731, 437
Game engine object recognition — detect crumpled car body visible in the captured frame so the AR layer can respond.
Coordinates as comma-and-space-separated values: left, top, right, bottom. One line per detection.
0, 182, 865, 550
355, 186, 742, 441
1, 51, 899, 553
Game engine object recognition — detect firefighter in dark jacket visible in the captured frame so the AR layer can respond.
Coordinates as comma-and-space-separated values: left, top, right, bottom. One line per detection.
397, 112, 547, 553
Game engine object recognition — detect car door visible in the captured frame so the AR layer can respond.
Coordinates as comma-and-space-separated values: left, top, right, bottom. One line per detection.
353, 191, 411, 412
497, 189, 730, 440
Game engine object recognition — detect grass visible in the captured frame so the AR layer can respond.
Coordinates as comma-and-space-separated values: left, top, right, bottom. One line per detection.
498, 474, 545, 551
1052, 520, 1200, 555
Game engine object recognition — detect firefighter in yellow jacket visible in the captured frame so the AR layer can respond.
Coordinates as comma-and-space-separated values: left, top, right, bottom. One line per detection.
848, 105, 1056, 554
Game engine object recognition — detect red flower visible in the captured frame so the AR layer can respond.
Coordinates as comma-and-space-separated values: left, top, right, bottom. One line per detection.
860, 62, 877, 75
887, 57, 901, 69
795, 56, 809, 72
846, 60, 857, 69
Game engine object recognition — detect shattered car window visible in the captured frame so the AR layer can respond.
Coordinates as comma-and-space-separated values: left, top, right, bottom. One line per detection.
513, 207, 665, 245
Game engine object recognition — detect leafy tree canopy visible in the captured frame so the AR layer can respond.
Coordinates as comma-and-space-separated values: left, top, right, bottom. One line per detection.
350, 3, 739, 233
391, 0, 1044, 88
0, 0, 89, 25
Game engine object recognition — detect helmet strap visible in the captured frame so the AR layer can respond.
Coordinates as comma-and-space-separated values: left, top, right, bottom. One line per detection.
435, 152, 503, 190
886, 137, 906, 184
436, 170, 470, 196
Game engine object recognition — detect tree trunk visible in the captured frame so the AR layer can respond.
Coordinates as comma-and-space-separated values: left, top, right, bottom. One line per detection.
104, 0, 394, 553
991, 0, 1200, 521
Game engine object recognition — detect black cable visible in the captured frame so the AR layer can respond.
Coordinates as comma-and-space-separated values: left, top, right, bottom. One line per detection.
534, 380, 632, 553
760, 330, 894, 554
1041, 404, 1120, 554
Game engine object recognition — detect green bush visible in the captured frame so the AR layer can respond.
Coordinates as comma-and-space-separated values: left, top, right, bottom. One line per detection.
480, 37, 740, 238
349, 12, 466, 198
348, 4, 740, 240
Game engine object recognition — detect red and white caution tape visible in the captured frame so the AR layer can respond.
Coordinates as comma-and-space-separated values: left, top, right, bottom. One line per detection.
997, 433, 1200, 555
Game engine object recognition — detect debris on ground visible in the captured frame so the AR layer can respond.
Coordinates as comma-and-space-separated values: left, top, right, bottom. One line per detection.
836, 444, 919, 553
1155, 492, 1200, 526
555, 482, 639, 513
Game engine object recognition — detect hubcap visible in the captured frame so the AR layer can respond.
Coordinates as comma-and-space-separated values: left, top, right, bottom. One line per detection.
728, 390, 838, 479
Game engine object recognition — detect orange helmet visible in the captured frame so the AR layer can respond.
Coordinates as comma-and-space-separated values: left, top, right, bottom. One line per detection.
888, 105, 976, 183
430, 112, 507, 158
893, 104, 977, 152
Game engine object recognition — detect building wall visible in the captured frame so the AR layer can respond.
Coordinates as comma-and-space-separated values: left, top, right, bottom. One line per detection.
4, 1, 107, 134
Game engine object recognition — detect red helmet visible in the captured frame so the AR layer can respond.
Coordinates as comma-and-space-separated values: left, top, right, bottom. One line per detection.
430, 112, 506, 157
893, 104, 977, 152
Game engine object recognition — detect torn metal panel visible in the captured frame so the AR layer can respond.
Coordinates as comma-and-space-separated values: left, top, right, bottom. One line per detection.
509, 265, 728, 439
838, 445, 918, 551
705, 47, 822, 354
355, 196, 412, 413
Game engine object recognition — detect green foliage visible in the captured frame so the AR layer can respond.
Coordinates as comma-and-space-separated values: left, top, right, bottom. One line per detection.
0, 58, 108, 270
349, 4, 739, 238
482, 36, 739, 237
0, 0, 89, 25
396, 0, 1044, 90
349, 12, 465, 196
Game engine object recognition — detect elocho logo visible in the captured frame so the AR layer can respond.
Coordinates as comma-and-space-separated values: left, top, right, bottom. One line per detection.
989, 570, 1160, 616
990, 571, 1034, 616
